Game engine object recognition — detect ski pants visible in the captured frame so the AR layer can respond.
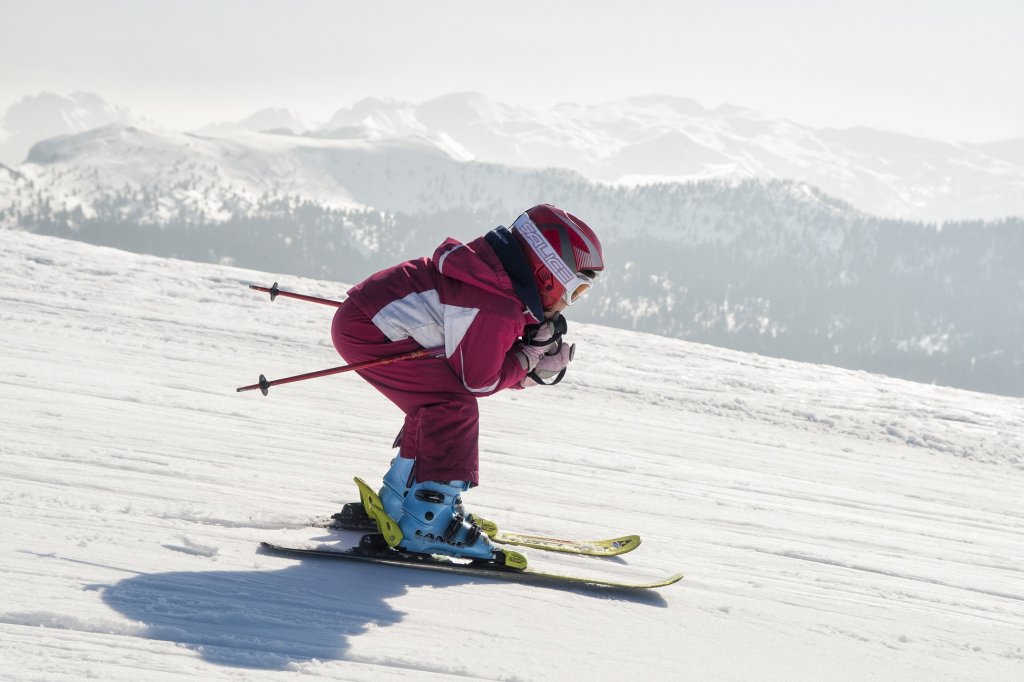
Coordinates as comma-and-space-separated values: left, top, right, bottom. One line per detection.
331, 298, 480, 484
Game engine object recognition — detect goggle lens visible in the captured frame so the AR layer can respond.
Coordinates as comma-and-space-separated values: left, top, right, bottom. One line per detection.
564, 271, 596, 305
569, 282, 591, 303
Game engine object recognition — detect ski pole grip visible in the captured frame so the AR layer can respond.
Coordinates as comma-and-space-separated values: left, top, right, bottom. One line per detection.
523, 313, 568, 347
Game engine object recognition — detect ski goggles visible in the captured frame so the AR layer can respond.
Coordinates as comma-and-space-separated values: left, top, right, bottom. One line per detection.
513, 214, 598, 306
565, 269, 596, 305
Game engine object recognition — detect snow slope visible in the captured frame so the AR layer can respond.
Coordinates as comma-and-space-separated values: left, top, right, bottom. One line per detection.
2, 230, 1023, 681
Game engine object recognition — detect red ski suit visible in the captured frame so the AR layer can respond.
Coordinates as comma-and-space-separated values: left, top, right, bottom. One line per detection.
331, 232, 542, 484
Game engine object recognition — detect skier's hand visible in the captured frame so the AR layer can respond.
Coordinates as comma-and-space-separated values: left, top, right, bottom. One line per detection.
535, 342, 572, 378
522, 314, 566, 353
521, 342, 573, 387
524, 319, 559, 351
515, 342, 550, 372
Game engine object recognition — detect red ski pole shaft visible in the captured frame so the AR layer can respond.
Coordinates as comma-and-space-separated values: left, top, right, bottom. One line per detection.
236, 347, 444, 396
249, 282, 343, 307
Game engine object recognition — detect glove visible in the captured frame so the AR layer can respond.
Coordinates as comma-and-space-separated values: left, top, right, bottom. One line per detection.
516, 317, 565, 371
515, 342, 548, 372
524, 319, 560, 350
520, 342, 573, 387
533, 342, 572, 380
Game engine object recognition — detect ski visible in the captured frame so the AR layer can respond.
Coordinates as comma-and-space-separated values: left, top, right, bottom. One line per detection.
260, 536, 683, 591
311, 502, 642, 557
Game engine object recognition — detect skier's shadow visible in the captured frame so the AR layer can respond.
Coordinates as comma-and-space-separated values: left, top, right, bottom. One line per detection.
99, 547, 461, 670
100, 542, 667, 670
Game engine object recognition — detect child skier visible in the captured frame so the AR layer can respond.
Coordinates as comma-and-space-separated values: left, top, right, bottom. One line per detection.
331, 204, 604, 563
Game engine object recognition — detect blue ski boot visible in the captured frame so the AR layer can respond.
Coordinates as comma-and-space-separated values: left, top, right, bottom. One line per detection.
378, 455, 415, 521
397, 480, 497, 561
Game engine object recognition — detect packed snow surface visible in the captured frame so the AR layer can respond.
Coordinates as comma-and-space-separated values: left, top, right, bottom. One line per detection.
2, 230, 1023, 680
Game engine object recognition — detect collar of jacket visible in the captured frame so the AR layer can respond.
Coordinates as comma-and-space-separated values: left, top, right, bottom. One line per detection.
485, 226, 544, 322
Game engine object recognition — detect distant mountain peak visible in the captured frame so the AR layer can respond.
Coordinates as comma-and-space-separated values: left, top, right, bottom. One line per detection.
0, 91, 142, 165
197, 107, 313, 135
621, 94, 709, 114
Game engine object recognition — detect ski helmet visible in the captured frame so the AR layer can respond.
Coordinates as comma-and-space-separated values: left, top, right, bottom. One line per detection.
511, 204, 604, 310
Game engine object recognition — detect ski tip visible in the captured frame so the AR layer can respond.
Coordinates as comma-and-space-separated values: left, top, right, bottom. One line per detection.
613, 572, 684, 589
603, 535, 642, 554
530, 569, 685, 590
657, 573, 685, 588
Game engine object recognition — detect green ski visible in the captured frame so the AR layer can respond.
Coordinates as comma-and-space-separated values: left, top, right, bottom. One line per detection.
313, 502, 642, 557
260, 537, 683, 591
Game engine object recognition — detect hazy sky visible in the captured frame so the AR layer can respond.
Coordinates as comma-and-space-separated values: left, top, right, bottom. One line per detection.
1, 0, 1021, 142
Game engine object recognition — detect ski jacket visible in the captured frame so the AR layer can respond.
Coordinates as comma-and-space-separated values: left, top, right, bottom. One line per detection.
344, 230, 543, 396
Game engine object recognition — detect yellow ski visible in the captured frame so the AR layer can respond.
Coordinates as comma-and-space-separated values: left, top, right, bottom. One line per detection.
475, 518, 641, 557
318, 502, 643, 557
260, 540, 683, 591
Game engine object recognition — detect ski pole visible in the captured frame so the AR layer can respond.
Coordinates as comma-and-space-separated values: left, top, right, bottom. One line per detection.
236, 346, 445, 396
249, 281, 343, 307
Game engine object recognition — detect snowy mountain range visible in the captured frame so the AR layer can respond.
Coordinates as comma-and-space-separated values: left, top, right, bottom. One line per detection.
4, 229, 1024, 680
4, 91, 1024, 220
314, 92, 1024, 222
2, 92, 1022, 397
